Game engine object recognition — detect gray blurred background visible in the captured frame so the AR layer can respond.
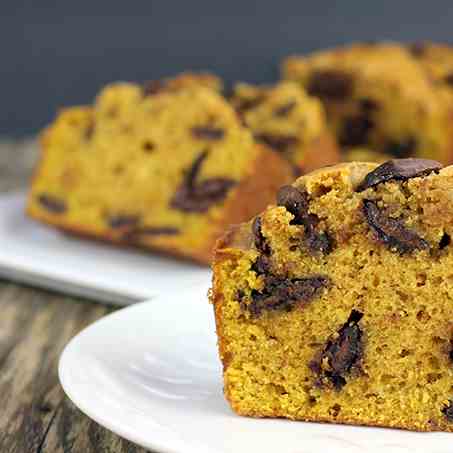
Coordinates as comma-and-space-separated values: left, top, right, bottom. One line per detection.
2, 1, 453, 137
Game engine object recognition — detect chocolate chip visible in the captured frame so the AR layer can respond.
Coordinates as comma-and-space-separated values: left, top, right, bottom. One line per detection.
235, 95, 265, 113
304, 214, 333, 255
359, 98, 379, 112
442, 400, 453, 421
142, 80, 164, 96
339, 114, 374, 147
363, 199, 429, 254
408, 42, 426, 57
108, 214, 140, 230
170, 178, 235, 213
37, 194, 67, 214
142, 141, 155, 153
444, 73, 453, 86
195, 178, 236, 198
191, 126, 225, 141
252, 216, 270, 254
357, 158, 442, 192
254, 133, 299, 153
310, 310, 364, 390
277, 185, 333, 255
439, 232, 451, 250
170, 151, 235, 213
273, 100, 297, 117
236, 290, 247, 311
251, 254, 271, 275
85, 121, 95, 140
307, 70, 354, 101
276, 185, 309, 224
184, 150, 208, 188
246, 274, 330, 317
384, 138, 417, 158
251, 217, 272, 273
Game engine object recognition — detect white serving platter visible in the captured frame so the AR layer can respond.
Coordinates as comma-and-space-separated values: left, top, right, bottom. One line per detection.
0, 192, 211, 304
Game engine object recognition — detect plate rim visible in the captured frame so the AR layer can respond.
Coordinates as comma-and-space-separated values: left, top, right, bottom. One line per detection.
59, 300, 189, 453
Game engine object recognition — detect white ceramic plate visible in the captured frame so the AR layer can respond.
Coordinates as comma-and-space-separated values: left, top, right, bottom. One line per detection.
0, 192, 211, 304
59, 283, 453, 453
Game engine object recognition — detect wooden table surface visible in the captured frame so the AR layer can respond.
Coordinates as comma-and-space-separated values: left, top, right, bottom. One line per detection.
0, 140, 151, 452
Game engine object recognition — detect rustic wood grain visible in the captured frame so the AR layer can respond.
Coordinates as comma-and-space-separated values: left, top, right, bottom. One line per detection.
0, 140, 152, 452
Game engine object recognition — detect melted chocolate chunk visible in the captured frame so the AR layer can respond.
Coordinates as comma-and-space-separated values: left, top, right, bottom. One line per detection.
363, 199, 429, 254
251, 254, 271, 275
359, 98, 379, 112
235, 96, 265, 113
273, 100, 297, 117
304, 214, 333, 255
439, 232, 451, 250
196, 178, 235, 197
85, 121, 95, 140
310, 310, 364, 390
170, 179, 235, 213
307, 70, 354, 101
276, 185, 333, 255
384, 138, 417, 159
37, 194, 67, 214
170, 151, 236, 213
444, 73, 453, 86
408, 42, 426, 57
191, 126, 225, 141
142, 141, 155, 153
276, 185, 309, 224
254, 133, 299, 153
251, 217, 272, 273
185, 150, 208, 188
339, 114, 374, 147
142, 80, 164, 96
108, 214, 141, 230
247, 274, 330, 317
442, 400, 453, 421
357, 158, 442, 192
252, 216, 269, 253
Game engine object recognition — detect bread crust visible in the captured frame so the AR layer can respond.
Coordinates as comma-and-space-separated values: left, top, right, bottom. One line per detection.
300, 132, 340, 173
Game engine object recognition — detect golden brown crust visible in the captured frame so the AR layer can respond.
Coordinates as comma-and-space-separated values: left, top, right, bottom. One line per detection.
299, 132, 340, 173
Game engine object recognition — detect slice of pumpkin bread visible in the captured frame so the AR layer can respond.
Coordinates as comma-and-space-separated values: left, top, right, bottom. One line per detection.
282, 42, 453, 164
211, 158, 453, 431
27, 74, 293, 264
231, 81, 339, 173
